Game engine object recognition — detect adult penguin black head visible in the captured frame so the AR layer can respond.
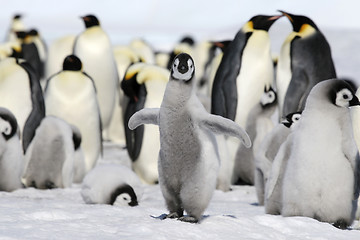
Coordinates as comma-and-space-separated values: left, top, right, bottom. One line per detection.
170, 53, 195, 83
249, 15, 282, 31
278, 10, 318, 32
81, 15, 100, 28
13, 14, 22, 20
63, 55, 82, 71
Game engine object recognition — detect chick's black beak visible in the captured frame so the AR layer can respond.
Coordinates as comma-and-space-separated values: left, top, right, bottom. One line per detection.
350, 95, 360, 107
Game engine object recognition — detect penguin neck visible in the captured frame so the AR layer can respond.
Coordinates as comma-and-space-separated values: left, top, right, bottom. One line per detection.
162, 80, 194, 109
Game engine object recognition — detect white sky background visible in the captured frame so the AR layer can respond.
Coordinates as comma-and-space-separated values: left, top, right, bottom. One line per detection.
1, 0, 359, 49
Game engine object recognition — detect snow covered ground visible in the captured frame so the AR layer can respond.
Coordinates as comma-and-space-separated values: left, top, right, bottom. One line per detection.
1, 1, 360, 239
0, 142, 359, 240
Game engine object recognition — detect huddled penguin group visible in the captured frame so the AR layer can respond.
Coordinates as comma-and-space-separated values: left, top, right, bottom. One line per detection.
0, 9, 359, 229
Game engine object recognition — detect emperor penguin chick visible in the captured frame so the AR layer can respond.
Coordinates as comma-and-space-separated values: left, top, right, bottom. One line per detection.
232, 86, 277, 185
255, 111, 301, 205
264, 112, 302, 214
128, 53, 251, 223
0, 107, 24, 192
81, 164, 143, 206
23, 116, 78, 189
281, 79, 360, 229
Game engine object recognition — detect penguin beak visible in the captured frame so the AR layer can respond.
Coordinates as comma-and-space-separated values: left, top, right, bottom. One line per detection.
281, 118, 291, 128
350, 95, 360, 107
278, 10, 294, 22
129, 200, 138, 207
268, 15, 282, 21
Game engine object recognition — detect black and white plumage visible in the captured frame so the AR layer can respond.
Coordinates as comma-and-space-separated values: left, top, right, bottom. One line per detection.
73, 15, 118, 134
121, 63, 169, 184
44, 54, 102, 175
81, 164, 142, 206
232, 86, 277, 186
255, 112, 301, 205
277, 11, 337, 118
0, 107, 24, 192
22, 116, 79, 189
211, 15, 280, 128
281, 79, 360, 229
128, 53, 251, 223
0, 57, 45, 153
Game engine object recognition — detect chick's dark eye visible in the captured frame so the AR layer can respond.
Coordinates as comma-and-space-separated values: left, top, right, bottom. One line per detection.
343, 94, 349, 99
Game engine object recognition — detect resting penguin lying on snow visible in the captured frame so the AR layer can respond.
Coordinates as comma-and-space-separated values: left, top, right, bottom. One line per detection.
0, 107, 24, 192
81, 164, 142, 206
128, 53, 251, 223
22, 116, 81, 189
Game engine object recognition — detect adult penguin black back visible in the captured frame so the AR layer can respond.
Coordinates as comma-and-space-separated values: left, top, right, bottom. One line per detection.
211, 15, 281, 128
16, 31, 43, 80
19, 61, 45, 153
278, 11, 336, 118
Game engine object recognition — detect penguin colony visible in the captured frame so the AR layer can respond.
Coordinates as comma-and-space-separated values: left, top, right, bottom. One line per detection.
0, 10, 359, 228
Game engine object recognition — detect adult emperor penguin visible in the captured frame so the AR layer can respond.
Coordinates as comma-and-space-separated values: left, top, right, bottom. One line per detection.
0, 57, 45, 153
128, 53, 251, 223
254, 111, 301, 205
5, 14, 25, 42
281, 79, 360, 229
73, 14, 118, 135
44, 54, 102, 174
0, 107, 24, 192
15, 31, 43, 80
23, 116, 77, 189
45, 35, 76, 80
264, 112, 302, 214
277, 11, 336, 118
121, 63, 169, 184
232, 86, 277, 185
211, 14, 281, 128
28, 29, 47, 80
81, 164, 143, 206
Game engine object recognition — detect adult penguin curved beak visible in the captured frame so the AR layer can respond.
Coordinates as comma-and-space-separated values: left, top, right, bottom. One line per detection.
278, 10, 294, 22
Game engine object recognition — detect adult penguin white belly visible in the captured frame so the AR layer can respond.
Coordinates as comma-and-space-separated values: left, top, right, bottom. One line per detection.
73, 15, 118, 133
211, 15, 281, 128
44, 55, 102, 174
0, 58, 45, 153
122, 63, 169, 184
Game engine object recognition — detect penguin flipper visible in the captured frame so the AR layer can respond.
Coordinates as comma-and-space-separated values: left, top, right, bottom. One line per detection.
354, 152, 360, 200
128, 108, 160, 130
200, 114, 251, 148
282, 68, 309, 118
20, 61, 45, 153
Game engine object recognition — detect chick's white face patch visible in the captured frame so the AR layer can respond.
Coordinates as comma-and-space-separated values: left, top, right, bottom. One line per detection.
260, 89, 276, 105
335, 88, 353, 108
171, 58, 194, 81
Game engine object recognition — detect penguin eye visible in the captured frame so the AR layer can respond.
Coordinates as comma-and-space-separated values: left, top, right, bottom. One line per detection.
0, 122, 11, 135
343, 94, 349, 99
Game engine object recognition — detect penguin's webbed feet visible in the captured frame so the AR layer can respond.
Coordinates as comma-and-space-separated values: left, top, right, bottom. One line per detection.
178, 216, 199, 224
